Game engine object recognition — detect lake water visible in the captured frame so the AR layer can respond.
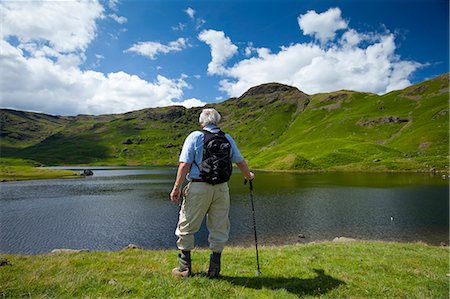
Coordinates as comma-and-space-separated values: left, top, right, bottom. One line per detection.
0, 167, 448, 254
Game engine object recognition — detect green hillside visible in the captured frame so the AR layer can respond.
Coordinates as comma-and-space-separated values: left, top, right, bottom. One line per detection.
0, 74, 448, 172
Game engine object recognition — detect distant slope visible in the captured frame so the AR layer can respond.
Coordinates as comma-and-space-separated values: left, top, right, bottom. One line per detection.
0, 74, 448, 171
251, 74, 449, 171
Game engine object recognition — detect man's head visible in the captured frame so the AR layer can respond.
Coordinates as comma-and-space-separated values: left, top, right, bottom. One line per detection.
199, 108, 221, 127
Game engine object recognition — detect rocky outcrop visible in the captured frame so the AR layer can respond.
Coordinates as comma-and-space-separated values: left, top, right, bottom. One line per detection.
358, 116, 409, 126
143, 107, 185, 122
241, 82, 300, 97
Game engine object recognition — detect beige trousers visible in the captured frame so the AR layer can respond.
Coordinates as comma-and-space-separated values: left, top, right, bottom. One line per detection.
175, 182, 230, 252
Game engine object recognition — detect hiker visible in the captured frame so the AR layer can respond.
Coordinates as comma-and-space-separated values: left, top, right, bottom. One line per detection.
170, 108, 254, 278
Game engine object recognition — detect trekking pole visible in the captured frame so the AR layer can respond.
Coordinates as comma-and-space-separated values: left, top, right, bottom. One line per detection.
245, 179, 261, 275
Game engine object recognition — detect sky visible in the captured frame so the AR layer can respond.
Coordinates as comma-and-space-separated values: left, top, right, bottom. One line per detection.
0, 0, 448, 116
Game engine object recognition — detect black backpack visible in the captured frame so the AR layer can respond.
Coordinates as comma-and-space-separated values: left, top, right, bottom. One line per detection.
199, 130, 232, 185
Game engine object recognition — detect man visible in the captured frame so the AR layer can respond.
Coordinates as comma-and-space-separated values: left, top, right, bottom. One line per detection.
170, 108, 254, 278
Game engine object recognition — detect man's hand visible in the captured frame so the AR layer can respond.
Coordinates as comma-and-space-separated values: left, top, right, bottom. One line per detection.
246, 171, 255, 181
170, 186, 181, 205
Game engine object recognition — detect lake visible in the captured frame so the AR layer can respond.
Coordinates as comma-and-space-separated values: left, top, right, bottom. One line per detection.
0, 167, 448, 254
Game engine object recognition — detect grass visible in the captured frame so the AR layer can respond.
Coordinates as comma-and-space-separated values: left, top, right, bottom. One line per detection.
0, 242, 447, 298
0, 158, 79, 181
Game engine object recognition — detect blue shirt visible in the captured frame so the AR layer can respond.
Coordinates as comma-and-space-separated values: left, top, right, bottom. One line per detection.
179, 124, 244, 180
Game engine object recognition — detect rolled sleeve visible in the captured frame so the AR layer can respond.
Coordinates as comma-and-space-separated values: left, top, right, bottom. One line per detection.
226, 134, 244, 163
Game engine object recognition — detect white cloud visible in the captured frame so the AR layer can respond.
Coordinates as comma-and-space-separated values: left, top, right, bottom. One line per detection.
196, 18, 206, 30
109, 13, 127, 24
125, 38, 189, 60
172, 22, 186, 31
176, 98, 206, 108
0, 1, 196, 115
0, 1, 104, 53
298, 7, 348, 44
186, 7, 195, 19
0, 39, 192, 115
194, 74, 201, 79
108, 0, 119, 11
199, 9, 421, 97
198, 30, 238, 75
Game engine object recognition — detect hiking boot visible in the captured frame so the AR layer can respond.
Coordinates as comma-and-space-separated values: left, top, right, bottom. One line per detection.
172, 250, 191, 277
207, 252, 221, 278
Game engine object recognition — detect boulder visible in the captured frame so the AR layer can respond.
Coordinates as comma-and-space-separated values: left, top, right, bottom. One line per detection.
0, 257, 11, 267
81, 169, 94, 176
333, 237, 357, 243
122, 139, 133, 145
124, 243, 143, 250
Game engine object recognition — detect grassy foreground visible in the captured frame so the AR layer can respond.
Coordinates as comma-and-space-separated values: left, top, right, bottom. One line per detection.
0, 242, 447, 298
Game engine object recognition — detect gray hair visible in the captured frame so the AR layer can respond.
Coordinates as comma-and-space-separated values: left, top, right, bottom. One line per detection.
199, 108, 221, 126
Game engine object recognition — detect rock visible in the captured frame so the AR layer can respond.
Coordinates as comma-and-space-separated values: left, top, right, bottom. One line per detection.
406, 84, 428, 95
440, 242, 448, 247
108, 279, 117, 285
124, 243, 143, 250
0, 257, 11, 267
50, 248, 89, 254
373, 159, 381, 162
164, 143, 175, 148
81, 169, 94, 176
333, 237, 357, 243
358, 116, 408, 127
122, 138, 133, 145
298, 234, 306, 239
442, 175, 447, 180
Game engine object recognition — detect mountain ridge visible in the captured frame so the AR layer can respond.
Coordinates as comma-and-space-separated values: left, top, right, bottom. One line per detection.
1, 73, 448, 172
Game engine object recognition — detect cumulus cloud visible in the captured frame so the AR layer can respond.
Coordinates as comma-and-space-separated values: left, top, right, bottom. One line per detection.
298, 7, 348, 44
175, 98, 206, 108
125, 38, 188, 60
0, 1, 202, 115
0, 1, 104, 53
198, 30, 238, 75
0, 39, 198, 115
109, 13, 127, 24
199, 8, 422, 97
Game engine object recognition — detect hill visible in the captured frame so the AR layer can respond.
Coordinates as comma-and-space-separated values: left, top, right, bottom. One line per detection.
0, 74, 448, 172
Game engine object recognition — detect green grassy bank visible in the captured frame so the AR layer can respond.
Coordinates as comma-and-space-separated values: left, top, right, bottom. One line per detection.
0, 158, 79, 181
1, 242, 447, 298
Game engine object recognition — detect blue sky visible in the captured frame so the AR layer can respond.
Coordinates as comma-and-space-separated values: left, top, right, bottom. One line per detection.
1, 0, 448, 115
